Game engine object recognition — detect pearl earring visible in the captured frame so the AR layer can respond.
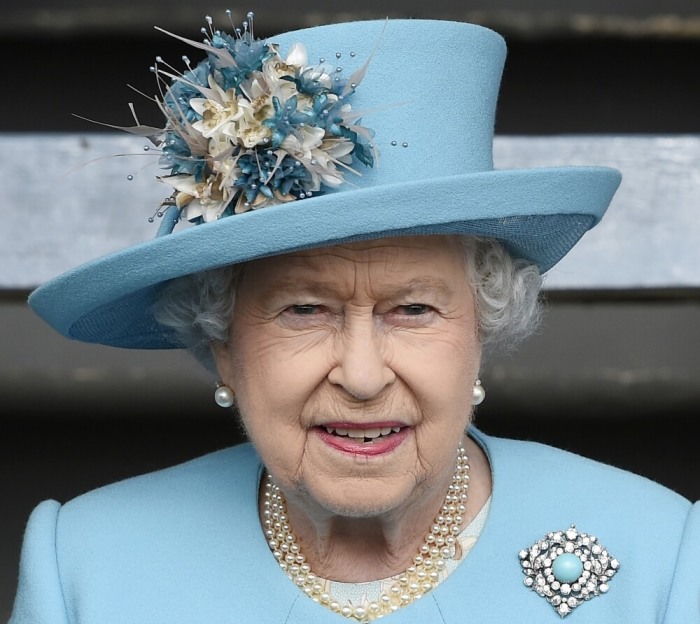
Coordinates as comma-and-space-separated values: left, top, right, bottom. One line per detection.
214, 382, 235, 408
472, 379, 486, 405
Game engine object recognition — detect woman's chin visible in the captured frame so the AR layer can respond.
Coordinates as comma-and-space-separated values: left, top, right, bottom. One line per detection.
304, 478, 417, 519
294, 428, 423, 518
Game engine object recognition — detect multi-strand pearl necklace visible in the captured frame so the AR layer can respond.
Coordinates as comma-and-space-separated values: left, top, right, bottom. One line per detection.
262, 444, 470, 622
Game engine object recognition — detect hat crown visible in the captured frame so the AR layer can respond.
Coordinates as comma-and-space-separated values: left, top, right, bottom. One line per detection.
270, 19, 507, 189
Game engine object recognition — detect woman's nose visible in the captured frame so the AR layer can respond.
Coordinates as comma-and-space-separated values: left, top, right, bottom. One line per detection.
327, 315, 395, 400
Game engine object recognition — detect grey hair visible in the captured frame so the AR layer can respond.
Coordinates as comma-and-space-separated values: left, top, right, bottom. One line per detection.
459, 237, 543, 357
153, 265, 244, 372
152, 236, 543, 372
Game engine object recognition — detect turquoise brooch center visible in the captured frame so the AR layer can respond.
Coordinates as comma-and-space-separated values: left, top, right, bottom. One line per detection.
552, 553, 584, 583
519, 525, 620, 618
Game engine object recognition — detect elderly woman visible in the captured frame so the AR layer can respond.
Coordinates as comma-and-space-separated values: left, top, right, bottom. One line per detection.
10, 13, 698, 624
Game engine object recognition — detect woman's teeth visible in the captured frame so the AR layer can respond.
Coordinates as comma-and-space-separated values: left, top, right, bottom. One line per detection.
324, 426, 402, 442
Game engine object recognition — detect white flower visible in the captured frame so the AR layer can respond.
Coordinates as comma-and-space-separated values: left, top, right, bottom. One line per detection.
238, 123, 272, 148
321, 137, 355, 163
285, 42, 308, 67
160, 173, 233, 222
207, 132, 234, 159
260, 63, 299, 103
190, 76, 248, 139
229, 101, 273, 148
312, 137, 357, 186
281, 126, 326, 160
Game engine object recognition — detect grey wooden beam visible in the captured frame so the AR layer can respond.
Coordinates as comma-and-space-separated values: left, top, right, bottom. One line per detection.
2, 133, 699, 291
5, 2, 700, 39
494, 135, 700, 291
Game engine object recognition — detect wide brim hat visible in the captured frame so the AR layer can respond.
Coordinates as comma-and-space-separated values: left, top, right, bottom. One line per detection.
28, 17, 621, 349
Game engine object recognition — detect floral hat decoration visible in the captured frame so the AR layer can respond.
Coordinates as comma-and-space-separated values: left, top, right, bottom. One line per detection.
109, 11, 378, 223
28, 12, 622, 349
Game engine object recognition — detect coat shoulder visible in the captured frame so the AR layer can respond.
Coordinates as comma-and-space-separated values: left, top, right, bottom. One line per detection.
59, 442, 261, 532
479, 429, 692, 511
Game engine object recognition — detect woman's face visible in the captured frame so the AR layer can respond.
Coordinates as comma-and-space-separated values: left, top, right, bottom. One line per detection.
214, 235, 482, 519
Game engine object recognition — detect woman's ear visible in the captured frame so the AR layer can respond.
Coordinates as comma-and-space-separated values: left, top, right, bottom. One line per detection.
211, 341, 234, 384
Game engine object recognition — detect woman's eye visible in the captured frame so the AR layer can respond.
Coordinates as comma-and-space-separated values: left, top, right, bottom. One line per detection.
399, 304, 431, 315
279, 304, 332, 329
289, 304, 320, 315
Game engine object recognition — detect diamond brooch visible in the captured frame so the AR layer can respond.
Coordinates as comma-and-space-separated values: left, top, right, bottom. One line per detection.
518, 525, 620, 618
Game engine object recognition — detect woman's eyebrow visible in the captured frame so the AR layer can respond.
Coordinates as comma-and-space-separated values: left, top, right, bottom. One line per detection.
262, 278, 344, 298
265, 276, 454, 295
380, 277, 456, 300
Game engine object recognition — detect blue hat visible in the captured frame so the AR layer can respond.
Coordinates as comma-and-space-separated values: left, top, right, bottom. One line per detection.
28, 16, 621, 349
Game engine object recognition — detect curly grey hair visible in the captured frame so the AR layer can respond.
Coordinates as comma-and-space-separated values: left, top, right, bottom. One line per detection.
153, 236, 543, 372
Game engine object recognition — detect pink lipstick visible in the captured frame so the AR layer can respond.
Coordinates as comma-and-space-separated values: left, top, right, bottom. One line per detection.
315, 422, 409, 456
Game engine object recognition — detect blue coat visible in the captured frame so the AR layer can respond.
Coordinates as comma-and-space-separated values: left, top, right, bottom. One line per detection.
9, 430, 700, 623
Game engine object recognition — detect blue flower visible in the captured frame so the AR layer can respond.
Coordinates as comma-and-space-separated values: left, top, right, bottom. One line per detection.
261, 95, 315, 148
210, 31, 273, 92
235, 151, 315, 207
283, 67, 331, 97
159, 132, 207, 179
164, 61, 211, 124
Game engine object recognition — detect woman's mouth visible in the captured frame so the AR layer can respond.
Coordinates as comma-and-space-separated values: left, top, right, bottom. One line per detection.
323, 425, 402, 443
315, 424, 409, 455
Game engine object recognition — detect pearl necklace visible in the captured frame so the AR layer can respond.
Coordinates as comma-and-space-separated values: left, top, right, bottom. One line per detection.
263, 444, 469, 622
